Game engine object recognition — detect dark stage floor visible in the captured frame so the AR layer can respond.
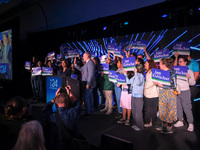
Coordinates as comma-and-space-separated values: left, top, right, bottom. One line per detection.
30, 103, 200, 150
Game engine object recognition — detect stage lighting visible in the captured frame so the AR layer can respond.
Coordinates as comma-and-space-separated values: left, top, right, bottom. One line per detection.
198, 7, 200, 11
162, 14, 168, 18
103, 27, 107, 30
124, 22, 129, 25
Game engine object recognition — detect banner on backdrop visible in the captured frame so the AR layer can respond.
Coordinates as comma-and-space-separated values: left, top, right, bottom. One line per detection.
123, 57, 136, 71
154, 49, 170, 62
109, 71, 117, 83
172, 42, 190, 55
115, 74, 126, 84
132, 40, 148, 49
25, 61, 31, 70
32, 67, 41, 76
98, 63, 109, 74
152, 68, 170, 85
42, 67, 53, 76
173, 66, 188, 80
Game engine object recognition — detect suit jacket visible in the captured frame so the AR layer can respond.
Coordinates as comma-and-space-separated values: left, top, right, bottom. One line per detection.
75, 59, 96, 88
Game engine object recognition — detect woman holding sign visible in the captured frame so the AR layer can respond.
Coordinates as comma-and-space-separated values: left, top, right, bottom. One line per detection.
125, 64, 145, 131
174, 55, 195, 132
143, 60, 158, 127
154, 58, 177, 134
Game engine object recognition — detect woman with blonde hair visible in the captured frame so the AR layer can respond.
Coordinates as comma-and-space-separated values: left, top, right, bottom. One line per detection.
13, 120, 46, 150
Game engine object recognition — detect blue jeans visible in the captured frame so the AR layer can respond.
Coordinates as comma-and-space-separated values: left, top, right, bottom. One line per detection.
31, 76, 38, 99
115, 83, 122, 113
83, 88, 94, 115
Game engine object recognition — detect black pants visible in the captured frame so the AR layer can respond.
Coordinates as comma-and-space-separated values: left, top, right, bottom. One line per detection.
144, 96, 159, 126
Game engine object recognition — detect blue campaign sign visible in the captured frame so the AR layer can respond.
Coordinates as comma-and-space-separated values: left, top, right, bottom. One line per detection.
120, 38, 130, 49
115, 74, 126, 84
47, 51, 56, 60
25, 61, 31, 70
46, 76, 62, 103
173, 66, 188, 80
32, 67, 41, 76
42, 67, 53, 76
107, 43, 116, 53
56, 54, 62, 60
0, 63, 9, 79
71, 74, 78, 80
152, 68, 170, 85
123, 57, 136, 71
132, 40, 148, 49
154, 49, 169, 62
91, 52, 96, 58
98, 63, 109, 74
109, 70, 117, 83
172, 42, 190, 55
114, 46, 122, 57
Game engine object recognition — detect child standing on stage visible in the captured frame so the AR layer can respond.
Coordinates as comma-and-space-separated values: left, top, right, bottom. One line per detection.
117, 71, 134, 126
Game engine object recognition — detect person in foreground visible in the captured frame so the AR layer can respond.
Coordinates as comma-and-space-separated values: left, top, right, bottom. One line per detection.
42, 85, 81, 150
13, 120, 46, 150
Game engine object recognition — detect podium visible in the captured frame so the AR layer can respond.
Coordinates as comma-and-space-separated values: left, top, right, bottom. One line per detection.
46, 76, 80, 103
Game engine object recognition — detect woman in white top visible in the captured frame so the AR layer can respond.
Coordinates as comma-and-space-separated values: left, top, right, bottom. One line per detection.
174, 55, 196, 132
144, 59, 159, 127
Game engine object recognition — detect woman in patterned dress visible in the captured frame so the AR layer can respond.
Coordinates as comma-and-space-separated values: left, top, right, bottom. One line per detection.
154, 58, 177, 134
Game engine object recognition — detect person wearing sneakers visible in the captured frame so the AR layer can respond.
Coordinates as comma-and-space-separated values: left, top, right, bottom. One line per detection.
174, 54, 196, 132
143, 60, 158, 127
117, 71, 134, 126
100, 56, 117, 115
125, 64, 145, 131
154, 58, 177, 134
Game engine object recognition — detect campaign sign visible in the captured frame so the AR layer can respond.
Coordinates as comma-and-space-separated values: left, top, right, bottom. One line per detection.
46, 76, 62, 103
154, 49, 169, 62
172, 42, 190, 55
98, 63, 109, 74
56, 54, 63, 61
109, 71, 117, 83
32, 67, 41, 76
152, 68, 170, 85
123, 57, 136, 71
42, 67, 53, 76
67, 49, 79, 58
25, 61, 31, 70
47, 51, 56, 60
121, 38, 130, 49
173, 66, 188, 80
132, 40, 148, 49
107, 43, 116, 53
115, 74, 126, 84
0, 63, 9, 79
71, 74, 78, 80
114, 47, 122, 57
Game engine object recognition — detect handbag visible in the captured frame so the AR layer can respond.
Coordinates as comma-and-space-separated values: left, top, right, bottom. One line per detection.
173, 85, 181, 96
56, 111, 90, 150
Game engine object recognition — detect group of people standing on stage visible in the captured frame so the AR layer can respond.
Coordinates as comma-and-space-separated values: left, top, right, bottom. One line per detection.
27, 45, 199, 134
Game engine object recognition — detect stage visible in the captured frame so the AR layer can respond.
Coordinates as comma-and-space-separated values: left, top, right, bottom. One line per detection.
31, 103, 200, 150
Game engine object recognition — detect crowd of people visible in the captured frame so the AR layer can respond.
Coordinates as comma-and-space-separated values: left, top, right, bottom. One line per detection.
0, 45, 199, 149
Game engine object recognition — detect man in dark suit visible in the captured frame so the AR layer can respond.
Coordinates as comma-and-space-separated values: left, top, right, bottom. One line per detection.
74, 52, 96, 116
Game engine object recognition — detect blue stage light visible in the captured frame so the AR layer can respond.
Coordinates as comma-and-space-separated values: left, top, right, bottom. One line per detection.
124, 22, 129, 25
194, 97, 200, 102
198, 7, 200, 11
103, 27, 107, 30
162, 14, 167, 18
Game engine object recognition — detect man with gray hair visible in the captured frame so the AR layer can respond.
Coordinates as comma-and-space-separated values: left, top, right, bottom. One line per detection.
74, 52, 96, 116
